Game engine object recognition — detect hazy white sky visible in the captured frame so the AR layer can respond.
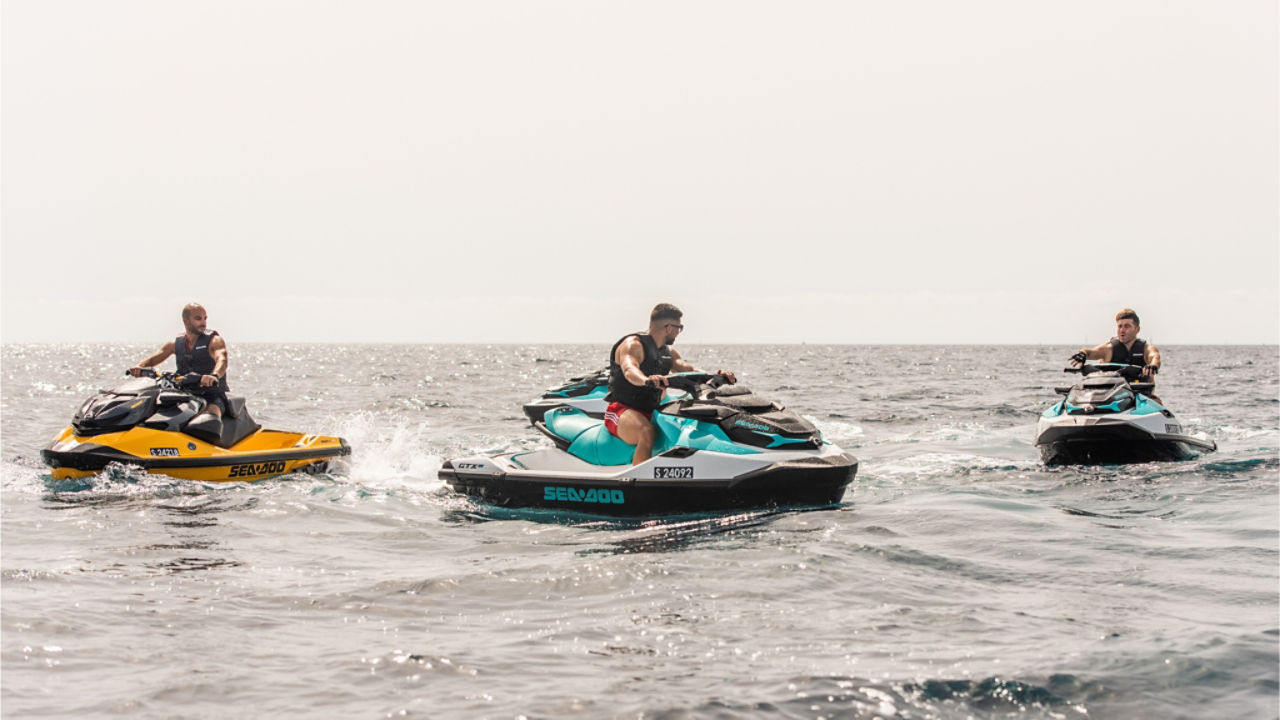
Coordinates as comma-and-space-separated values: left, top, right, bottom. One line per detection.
3, 1, 1276, 345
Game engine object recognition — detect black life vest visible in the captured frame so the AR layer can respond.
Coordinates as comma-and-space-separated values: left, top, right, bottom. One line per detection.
605, 332, 673, 411
176, 332, 228, 390
1109, 338, 1148, 367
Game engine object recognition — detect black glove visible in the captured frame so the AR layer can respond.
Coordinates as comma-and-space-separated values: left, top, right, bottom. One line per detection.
1070, 351, 1087, 365
1143, 364, 1159, 376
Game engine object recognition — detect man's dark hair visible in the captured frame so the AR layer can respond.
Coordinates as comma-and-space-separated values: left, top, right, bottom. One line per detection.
1115, 308, 1140, 326
650, 303, 683, 323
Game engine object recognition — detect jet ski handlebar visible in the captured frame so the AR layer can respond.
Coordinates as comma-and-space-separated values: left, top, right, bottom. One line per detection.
126, 368, 204, 389
646, 372, 732, 393
1064, 363, 1144, 380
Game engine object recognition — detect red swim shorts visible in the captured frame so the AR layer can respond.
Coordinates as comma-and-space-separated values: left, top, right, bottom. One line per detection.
604, 402, 651, 436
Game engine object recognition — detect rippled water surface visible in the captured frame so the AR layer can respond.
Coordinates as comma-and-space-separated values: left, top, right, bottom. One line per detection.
3, 343, 1277, 718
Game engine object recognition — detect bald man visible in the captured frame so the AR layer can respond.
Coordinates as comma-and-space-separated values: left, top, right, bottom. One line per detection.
130, 303, 229, 419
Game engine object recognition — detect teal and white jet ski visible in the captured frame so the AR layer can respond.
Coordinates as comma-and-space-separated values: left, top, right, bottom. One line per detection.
1035, 363, 1216, 465
445, 373, 858, 515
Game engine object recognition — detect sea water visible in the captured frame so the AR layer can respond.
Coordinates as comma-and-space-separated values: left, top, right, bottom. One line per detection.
2, 343, 1277, 719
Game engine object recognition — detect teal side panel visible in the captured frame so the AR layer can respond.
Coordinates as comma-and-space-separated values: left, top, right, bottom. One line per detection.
660, 389, 689, 403
655, 415, 760, 455
1131, 394, 1164, 416
765, 433, 818, 449
1041, 401, 1064, 419
549, 386, 609, 399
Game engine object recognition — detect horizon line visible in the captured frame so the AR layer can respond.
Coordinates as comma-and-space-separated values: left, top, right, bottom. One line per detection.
4, 340, 1278, 347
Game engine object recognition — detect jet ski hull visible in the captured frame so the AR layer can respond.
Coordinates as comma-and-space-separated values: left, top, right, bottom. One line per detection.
41, 426, 351, 482
441, 446, 858, 516
1036, 421, 1215, 466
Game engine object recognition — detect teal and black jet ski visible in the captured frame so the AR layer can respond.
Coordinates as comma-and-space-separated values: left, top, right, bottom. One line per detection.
1035, 363, 1216, 465
447, 373, 858, 515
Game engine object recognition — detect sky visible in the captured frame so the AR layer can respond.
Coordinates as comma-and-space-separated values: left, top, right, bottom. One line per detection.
2, 1, 1276, 345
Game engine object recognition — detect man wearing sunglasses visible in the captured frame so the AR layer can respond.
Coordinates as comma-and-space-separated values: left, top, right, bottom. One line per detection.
604, 303, 736, 465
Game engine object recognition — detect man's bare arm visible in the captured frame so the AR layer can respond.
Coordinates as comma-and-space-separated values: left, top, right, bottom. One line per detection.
130, 342, 175, 376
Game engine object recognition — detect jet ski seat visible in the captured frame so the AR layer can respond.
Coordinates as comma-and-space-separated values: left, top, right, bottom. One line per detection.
568, 425, 637, 466
541, 406, 637, 466
184, 398, 261, 448
225, 395, 247, 419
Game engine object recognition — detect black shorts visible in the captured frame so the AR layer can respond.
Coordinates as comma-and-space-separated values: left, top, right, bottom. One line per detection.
193, 388, 228, 414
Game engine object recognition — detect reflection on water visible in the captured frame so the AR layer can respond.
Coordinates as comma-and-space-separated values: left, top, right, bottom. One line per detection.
591, 507, 824, 555
146, 556, 242, 574
441, 502, 835, 555
35, 477, 261, 576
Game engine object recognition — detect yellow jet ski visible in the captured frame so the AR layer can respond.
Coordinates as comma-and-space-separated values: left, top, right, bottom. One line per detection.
41, 370, 350, 482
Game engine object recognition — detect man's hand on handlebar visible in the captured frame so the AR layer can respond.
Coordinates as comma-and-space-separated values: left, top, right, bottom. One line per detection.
199, 374, 219, 388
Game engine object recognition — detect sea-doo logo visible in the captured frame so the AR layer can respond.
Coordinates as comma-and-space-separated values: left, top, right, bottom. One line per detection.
654, 466, 694, 479
733, 419, 771, 432
150, 447, 180, 457
543, 486, 625, 504
228, 460, 287, 478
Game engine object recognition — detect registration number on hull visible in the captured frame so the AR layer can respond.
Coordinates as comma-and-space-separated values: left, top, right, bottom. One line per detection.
654, 466, 693, 479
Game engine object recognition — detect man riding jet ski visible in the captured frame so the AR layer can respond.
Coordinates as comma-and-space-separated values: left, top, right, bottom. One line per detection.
602, 302, 741, 466
441, 372, 859, 515
129, 303, 234, 434
1069, 307, 1162, 394
1038, 306, 1215, 465
525, 304, 711, 424
43, 303, 349, 482
1035, 363, 1216, 465
42, 369, 351, 482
